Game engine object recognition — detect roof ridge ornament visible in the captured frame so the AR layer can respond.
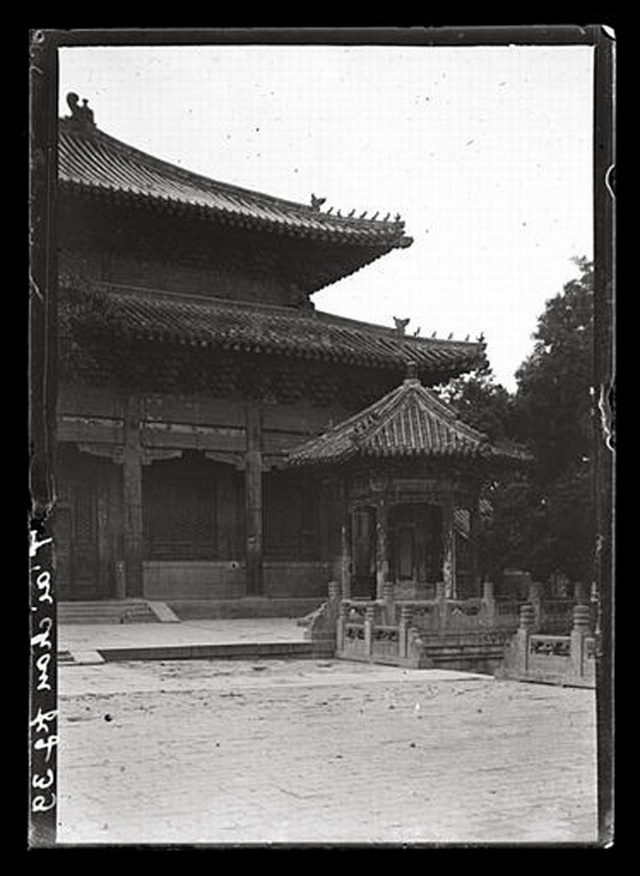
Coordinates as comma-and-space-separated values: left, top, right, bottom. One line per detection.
393, 316, 410, 336
404, 360, 420, 383
65, 92, 96, 130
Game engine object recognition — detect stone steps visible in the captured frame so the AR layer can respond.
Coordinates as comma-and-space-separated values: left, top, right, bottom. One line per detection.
58, 598, 324, 623
59, 640, 334, 665
166, 598, 324, 620
58, 600, 165, 625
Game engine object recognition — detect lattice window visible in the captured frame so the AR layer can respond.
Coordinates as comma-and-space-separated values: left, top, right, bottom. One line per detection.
144, 461, 217, 561
263, 475, 321, 561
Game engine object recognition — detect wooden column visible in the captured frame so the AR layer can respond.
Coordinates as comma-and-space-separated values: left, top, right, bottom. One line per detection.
442, 493, 456, 599
123, 397, 143, 598
340, 506, 352, 600
245, 403, 263, 596
469, 496, 481, 595
375, 502, 389, 601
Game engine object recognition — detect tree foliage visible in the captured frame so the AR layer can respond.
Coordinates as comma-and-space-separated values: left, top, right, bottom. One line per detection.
511, 257, 595, 583
514, 257, 594, 483
438, 363, 515, 443
447, 258, 596, 585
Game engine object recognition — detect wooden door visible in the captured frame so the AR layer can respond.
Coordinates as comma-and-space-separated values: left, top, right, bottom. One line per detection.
390, 504, 443, 585
351, 506, 376, 598
57, 479, 110, 600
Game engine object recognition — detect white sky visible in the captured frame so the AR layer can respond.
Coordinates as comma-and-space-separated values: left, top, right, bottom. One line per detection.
59, 43, 594, 390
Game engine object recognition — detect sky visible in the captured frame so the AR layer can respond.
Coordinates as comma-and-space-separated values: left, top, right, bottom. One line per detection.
58, 43, 594, 390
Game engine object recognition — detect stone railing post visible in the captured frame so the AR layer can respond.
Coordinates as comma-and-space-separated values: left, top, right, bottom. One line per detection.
482, 580, 495, 626
435, 581, 447, 633
528, 581, 542, 631
336, 601, 349, 652
382, 581, 395, 624
573, 581, 588, 606
517, 603, 536, 672
364, 605, 376, 658
398, 604, 414, 659
328, 580, 341, 604
570, 604, 591, 680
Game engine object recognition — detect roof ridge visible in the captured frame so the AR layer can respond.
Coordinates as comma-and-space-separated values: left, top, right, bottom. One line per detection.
315, 310, 483, 347
413, 384, 489, 442
363, 381, 488, 446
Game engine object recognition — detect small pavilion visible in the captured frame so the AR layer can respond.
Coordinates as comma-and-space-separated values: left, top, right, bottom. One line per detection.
287, 363, 529, 603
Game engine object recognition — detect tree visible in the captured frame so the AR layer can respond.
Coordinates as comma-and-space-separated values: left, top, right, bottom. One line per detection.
512, 257, 595, 583
436, 361, 532, 582
440, 259, 596, 586
437, 362, 516, 443
514, 257, 594, 482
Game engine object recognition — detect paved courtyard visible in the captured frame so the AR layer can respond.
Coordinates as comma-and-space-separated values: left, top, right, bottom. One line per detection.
57, 658, 598, 846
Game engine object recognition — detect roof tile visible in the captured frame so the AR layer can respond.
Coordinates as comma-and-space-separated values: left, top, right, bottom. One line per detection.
287, 374, 531, 465
59, 118, 413, 249
60, 282, 486, 377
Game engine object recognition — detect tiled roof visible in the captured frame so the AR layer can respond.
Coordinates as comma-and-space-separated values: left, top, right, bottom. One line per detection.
287, 372, 531, 466
61, 282, 486, 377
58, 114, 413, 250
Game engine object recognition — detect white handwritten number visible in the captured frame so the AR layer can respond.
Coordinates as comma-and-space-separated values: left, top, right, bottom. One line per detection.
32, 794, 56, 812
34, 734, 58, 762
31, 616, 53, 651
32, 769, 54, 790
29, 531, 52, 557
30, 708, 57, 734
34, 653, 52, 691
35, 570, 53, 604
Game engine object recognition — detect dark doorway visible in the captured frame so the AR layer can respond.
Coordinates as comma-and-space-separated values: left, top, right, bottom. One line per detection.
351, 506, 377, 598
56, 476, 111, 600
55, 446, 121, 601
389, 503, 443, 588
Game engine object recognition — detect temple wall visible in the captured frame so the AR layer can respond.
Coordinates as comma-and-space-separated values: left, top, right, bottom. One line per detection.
142, 560, 330, 600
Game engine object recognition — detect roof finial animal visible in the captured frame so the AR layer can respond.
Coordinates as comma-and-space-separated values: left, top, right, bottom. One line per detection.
360, 211, 367, 220
431, 331, 437, 338
477, 332, 486, 344
413, 327, 421, 337
310, 194, 326, 210
347, 209, 355, 217
66, 92, 96, 128
447, 332, 453, 340
393, 317, 410, 336
371, 212, 379, 220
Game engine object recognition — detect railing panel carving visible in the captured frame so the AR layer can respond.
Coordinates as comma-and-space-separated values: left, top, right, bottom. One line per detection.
529, 635, 571, 658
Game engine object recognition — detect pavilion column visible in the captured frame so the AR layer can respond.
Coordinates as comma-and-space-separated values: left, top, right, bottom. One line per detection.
340, 504, 352, 600
244, 402, 263, 596
442, 493, 456, 599
122, 396, 144, 598
469, 495, 481, 595
375, 502, 390, 602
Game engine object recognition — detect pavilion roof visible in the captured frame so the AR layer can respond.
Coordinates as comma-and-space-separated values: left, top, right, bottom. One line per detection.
286, 368, 532, 466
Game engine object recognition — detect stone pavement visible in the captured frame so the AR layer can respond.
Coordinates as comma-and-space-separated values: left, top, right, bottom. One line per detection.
58, 618, 312, 663
57, 657, 598, 846
59, 618, 308, 650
